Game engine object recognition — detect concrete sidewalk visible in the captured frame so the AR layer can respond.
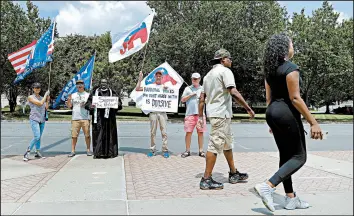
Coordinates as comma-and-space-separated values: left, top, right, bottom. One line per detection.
1, 151, 353, 215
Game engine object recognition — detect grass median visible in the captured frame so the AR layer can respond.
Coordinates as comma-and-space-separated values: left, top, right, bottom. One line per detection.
1, 106, 353, 123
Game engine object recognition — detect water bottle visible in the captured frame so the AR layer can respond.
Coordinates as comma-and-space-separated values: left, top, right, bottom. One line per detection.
45, 110, 49, 121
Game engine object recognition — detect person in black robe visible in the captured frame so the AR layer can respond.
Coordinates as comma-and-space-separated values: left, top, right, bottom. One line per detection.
85, 79, 122, 159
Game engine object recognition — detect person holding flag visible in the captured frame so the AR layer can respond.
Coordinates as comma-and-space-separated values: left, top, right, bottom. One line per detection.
135, 70, 170, 158
52, 54, 95, 156
132, 62, 184, 158
23, 82, 50, 161
66, 80, 92, 157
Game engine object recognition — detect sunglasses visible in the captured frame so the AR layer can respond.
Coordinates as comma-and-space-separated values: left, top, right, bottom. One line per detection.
192, 78, 199, 80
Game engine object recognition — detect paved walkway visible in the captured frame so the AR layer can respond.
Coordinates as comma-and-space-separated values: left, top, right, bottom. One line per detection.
1, 151, 353, 215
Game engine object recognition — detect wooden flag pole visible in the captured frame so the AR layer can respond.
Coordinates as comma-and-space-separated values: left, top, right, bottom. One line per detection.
48, 62, 52, 90
141, 43, 149, 71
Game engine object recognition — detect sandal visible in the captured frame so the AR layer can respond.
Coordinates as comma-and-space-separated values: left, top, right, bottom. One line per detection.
181, 151, 191, 158
199, 151, 206, 158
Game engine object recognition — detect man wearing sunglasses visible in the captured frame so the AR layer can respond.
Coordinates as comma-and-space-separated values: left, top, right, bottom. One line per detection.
67, 80, 92, 157
180, 72, 206, 158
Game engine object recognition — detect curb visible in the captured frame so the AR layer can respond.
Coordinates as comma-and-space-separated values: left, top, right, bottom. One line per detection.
1, 119, 353, 124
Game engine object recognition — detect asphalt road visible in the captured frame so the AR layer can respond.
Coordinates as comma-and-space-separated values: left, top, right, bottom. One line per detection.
1, 122, 353, 156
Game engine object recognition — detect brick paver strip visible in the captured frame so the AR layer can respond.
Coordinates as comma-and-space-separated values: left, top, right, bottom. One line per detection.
124, 152, 353, 200
309, 151, 353, 163
1, 155, 71, 203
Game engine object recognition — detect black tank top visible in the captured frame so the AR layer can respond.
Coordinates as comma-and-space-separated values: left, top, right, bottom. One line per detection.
266, 61, 302, 103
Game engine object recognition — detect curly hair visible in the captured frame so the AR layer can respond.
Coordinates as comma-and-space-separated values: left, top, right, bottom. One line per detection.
263, 33, 291, 78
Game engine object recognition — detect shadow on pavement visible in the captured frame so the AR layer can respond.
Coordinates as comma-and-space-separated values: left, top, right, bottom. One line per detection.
41, 137, 72, 152
251, 208, 274, 216
119, 147, 177, 156
248, 187, 286, 215
42, 151, 88, 156
119, 147, 149, 154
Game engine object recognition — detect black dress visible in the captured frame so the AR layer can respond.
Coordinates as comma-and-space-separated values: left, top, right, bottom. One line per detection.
85, 86, 122, 159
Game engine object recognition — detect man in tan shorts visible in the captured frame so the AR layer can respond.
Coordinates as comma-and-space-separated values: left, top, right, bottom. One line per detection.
197, 49, 255, 190
67, 80, 92, 157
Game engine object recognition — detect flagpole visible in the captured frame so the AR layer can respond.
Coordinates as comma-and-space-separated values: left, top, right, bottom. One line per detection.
141, 10, 155, 72
48, 20, 56, 91
49, 62, 51, 90
141, 42, 149, 71
90, 51, 96, 91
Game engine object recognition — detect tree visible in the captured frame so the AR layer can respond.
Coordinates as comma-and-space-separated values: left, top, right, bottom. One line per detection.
0, 0, 52, 112
289, 1, 353, 112
146, 1, 287, 105
1, 0, 29, 112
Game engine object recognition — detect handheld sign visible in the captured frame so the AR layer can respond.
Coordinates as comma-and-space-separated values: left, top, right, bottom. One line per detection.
141, 86, 179, 113
92, 96, 119, 108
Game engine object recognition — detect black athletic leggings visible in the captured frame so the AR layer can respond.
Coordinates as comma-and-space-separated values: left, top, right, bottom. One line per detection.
266, 99, 307, 193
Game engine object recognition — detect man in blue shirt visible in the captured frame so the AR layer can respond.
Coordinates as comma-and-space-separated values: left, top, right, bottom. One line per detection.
180, 73, 206, 158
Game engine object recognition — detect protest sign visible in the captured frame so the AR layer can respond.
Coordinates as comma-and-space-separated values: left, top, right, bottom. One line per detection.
141, 85, 179, 113
92, 96, 119, 108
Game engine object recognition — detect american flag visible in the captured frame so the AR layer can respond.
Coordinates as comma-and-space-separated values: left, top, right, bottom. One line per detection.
7, 40, 36, 74
7, 22, 55, 75
33, 21, 55, 57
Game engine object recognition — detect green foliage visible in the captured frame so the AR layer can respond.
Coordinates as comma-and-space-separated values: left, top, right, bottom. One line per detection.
1, 0, 352, 112
290, 1, 353, 107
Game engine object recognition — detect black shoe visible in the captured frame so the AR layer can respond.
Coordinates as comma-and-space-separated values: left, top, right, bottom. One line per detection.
229, 170, 249, 184
200, 177, 224, 190
35, 151, 46, 159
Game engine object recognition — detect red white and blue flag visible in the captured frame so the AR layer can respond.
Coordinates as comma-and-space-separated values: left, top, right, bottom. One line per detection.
109, 12, 154, 63
8, 21, 55, 84
130, 62, 184, 111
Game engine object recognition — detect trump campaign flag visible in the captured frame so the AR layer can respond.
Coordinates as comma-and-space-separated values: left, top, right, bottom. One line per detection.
52, 55, 95, 109
8, 21, 56, 84
109, 12, 154, 63
130, 62, 184, 114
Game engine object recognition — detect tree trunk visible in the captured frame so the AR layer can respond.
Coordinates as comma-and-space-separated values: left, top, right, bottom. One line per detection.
325, 102, 330, 114
7, 85, 18, 113
303, 91, 309, 107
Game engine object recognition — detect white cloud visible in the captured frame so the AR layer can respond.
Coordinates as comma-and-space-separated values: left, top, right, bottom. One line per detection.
55, 1, 152, 36
336, 11, 350, 23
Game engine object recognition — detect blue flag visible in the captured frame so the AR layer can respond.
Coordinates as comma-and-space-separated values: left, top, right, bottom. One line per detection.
14, 22, 56, 84
52, 55, 95, 109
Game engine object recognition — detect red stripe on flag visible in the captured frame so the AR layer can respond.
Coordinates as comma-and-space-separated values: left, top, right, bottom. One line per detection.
9, 50, 32, 63
7, 40, 36, 57
16, 68, 24, 74
12, 59, 28, 68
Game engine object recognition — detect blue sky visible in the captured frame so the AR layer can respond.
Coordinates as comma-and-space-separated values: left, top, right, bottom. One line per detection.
16, 1, 353, 36
279, 1, 353, 19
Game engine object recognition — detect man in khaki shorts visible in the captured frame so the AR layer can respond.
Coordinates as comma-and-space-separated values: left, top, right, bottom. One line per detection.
197, 49, 255, 190
67, 80, 92, 157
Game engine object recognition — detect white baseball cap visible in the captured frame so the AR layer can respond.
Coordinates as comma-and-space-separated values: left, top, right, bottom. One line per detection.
191, 73, 201, 79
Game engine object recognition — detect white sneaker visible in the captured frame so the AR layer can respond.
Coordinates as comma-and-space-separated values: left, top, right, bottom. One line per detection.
254, 182, 276, 212
23, 151, 30, 161
284, 193, 310, 210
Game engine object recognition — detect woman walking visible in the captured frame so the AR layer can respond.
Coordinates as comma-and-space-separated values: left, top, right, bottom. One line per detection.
254, 33, 323, 212
23, 82, 50, 161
